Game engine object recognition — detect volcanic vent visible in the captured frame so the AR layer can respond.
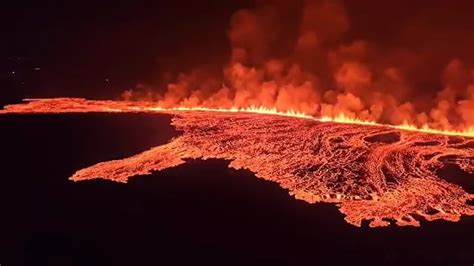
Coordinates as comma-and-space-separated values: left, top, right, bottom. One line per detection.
2, 98, 474, 228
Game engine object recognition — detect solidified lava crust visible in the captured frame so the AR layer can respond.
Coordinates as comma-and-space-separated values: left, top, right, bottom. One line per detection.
2, 99, 474, 227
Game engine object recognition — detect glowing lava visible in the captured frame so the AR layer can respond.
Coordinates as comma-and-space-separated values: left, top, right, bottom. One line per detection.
2, 98, 474, 137
1, 97, 473, 227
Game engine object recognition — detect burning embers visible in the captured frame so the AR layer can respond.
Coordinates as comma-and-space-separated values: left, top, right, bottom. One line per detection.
1, 98, 473, 227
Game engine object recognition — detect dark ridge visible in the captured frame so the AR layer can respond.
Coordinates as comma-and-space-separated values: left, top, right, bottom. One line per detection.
456, 140, 474, 149
304, 121, 319, 127
424, 207, 440, 215
382, 166, 398, 185
364, 131, 400, 144
467, 199, 474, 206
410, 213, 427, 222
437, 154, 461, 163
422, 153, 439, 160
330, 136, 344, 143
448, 137, 465, 144
413, 141, 440, 146
437, 163, 474, 191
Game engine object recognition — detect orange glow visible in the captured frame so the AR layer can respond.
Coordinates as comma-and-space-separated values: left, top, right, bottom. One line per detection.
4, 98, 473, 138
133, 106, 474, 137
138, 106, 474, 137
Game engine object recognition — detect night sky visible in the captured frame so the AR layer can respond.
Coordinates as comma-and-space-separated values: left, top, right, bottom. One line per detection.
2, 1, 474, 104
1, 1, 252, 104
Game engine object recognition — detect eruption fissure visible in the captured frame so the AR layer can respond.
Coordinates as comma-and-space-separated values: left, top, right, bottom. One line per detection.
3, 98, 474, 138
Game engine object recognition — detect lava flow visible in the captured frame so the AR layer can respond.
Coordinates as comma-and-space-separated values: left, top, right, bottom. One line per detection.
1, 97, 474, 227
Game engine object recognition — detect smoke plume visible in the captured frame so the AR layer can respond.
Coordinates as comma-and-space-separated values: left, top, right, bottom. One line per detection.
122, 0, 474, 130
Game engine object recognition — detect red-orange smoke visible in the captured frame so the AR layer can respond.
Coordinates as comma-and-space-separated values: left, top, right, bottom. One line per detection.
121, 0, 474, 133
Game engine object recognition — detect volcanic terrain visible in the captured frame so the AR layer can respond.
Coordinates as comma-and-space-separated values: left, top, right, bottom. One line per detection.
1, 98, 474, 227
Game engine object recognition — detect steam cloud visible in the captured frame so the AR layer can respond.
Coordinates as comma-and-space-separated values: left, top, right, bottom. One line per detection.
122, 0, 474, 130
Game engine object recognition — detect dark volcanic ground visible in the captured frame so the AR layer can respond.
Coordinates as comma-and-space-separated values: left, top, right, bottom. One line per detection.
0, 114, 473, 266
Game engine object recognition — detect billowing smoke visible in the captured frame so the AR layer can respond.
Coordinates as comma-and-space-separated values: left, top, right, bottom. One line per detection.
122, 0, 474, 130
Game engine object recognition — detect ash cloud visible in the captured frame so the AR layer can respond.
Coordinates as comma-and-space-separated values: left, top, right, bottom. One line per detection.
123, 0, 474, 130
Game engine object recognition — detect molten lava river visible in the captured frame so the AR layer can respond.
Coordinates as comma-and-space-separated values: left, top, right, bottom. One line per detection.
2, 98, 474, 227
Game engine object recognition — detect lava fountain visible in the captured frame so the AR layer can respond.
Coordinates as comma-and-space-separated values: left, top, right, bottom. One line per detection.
1, 97, 473, 227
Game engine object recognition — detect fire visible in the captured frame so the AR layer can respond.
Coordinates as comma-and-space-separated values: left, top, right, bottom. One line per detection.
118, 1, 474, 140
2, 98, 474, 138
319, 114, 474, 138
138, 105, 313, 119
148, 106, 474, 138
141, 105, 474, 137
